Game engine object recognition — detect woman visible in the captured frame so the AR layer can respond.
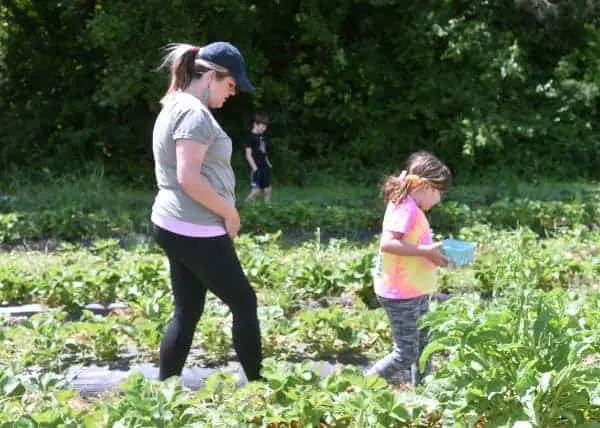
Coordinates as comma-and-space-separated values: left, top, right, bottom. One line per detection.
151, 41, 262, 382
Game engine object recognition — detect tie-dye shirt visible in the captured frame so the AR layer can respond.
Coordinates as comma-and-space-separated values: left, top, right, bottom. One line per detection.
373, 196, 437, 299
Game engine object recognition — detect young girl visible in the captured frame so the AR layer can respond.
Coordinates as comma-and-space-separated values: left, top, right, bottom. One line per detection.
367, 151, 452, 387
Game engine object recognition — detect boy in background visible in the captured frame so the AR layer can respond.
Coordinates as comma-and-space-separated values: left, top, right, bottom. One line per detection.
245, 112, 272, 203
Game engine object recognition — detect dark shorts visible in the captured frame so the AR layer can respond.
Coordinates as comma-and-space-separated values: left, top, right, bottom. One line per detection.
250, 167, 271, 189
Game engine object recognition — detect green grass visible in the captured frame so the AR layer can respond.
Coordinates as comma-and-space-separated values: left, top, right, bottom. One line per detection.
0, 169, 151, 214
1, 165, 597, 215
2, 168, 597, 214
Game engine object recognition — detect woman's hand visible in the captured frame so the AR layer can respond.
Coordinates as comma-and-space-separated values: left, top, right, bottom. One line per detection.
224, 208, 241, 239
419, 242, 450, 267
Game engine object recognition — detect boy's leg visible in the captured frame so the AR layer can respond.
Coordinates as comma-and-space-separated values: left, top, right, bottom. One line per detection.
263, 186, 272, 203
246, 188, 261, 202
262, 167, 272, 203
366, 296, 421, 385
245, 170, 262, 202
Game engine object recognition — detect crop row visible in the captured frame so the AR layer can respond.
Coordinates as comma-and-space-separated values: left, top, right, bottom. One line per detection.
1, 197, 599, 244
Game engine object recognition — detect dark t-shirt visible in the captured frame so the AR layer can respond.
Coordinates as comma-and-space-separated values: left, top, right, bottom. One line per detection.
245, 132, 269, 168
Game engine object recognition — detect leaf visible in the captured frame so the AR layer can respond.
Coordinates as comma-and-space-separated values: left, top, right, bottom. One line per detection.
33, 410, 60, 425
513, 422, 534, 428
82, 411, 107, 428
470, 361, 484, 372
539, 371, 553, 393
389, 404, 411, 422
2, 378, 25, 397
419, 342, 453, 372
160, 379, 180, 403
486, 379, 504, 400
55, 389, 76, 402
12, 416, 37, 428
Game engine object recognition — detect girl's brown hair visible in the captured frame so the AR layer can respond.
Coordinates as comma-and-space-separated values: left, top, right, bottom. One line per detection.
382, 151, 452, 205
157, 43, 230, 101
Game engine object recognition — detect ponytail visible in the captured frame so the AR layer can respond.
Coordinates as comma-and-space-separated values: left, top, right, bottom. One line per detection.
381, 173, 412, 205
156, 43, 232, 103
157, 43, 199, 100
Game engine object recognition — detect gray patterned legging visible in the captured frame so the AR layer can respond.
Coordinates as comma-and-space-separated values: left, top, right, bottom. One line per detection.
367, 294, 431, 386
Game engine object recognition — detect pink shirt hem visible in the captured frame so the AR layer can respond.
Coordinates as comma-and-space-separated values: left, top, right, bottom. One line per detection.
151, 212, 227, 238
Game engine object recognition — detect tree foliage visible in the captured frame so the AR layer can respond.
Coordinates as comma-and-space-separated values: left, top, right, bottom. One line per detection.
1, 0, 599, 183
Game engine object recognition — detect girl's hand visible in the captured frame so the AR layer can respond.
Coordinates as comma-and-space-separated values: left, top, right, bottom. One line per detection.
420, 242, 450, 267
224, 208, 241, 239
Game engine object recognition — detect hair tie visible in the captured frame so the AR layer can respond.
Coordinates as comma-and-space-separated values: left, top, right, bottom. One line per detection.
406, 174, 421, 188
192, 46, 200, 55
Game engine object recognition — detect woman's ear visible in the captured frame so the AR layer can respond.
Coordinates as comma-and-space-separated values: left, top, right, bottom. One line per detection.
203, 69, 215, 81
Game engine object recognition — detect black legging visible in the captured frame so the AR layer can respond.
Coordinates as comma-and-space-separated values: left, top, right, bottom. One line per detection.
152, 224, 263, 381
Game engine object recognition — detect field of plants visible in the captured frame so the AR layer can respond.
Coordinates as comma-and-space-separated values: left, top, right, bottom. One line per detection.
0, 176, 599, 427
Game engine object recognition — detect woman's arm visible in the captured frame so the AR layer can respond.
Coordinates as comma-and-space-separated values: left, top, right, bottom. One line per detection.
176, 139, 239, 237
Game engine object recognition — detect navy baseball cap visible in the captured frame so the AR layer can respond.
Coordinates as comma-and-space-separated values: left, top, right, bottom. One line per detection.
199, 42, 255, 93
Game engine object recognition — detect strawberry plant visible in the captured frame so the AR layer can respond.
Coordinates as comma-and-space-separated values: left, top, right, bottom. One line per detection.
0, 181, 598, 426
420, 289, 600, 426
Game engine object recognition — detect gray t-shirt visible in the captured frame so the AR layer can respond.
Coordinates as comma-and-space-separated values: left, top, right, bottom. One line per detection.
151, 92, 235, 227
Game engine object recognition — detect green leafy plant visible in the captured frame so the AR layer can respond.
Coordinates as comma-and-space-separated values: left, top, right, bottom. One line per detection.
420, 289, 600, 426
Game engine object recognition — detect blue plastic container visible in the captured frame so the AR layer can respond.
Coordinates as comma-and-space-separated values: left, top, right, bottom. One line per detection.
441, 239, 477, 267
